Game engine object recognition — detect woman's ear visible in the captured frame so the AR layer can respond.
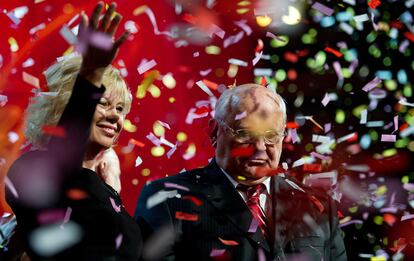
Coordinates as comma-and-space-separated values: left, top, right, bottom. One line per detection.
207, 118, 218, 147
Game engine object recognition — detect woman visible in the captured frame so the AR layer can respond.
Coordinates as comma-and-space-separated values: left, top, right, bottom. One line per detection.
5, 2, 142, 260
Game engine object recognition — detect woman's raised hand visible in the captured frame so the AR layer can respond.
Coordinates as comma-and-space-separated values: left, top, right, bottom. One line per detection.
78, 2, 129, 86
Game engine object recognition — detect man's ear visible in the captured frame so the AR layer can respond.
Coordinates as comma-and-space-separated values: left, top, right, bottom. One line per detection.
207, 118, 218, 147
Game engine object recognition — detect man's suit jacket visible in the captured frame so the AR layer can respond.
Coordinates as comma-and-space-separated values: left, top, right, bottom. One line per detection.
135, 159, 347, 261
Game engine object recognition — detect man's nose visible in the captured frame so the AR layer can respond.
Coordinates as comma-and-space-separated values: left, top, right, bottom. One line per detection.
253, 136, 267, 151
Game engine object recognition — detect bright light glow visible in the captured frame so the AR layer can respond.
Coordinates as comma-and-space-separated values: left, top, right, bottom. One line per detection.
282, 6, 301, 25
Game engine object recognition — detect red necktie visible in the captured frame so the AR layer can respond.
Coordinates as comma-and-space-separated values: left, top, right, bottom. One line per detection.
238, 184, 271, 240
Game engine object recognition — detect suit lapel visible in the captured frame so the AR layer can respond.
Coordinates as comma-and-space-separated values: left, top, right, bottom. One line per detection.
199, 160, 270, 253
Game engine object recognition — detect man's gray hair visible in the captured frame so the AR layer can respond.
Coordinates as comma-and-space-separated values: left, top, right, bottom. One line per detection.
214, 84, 287, 124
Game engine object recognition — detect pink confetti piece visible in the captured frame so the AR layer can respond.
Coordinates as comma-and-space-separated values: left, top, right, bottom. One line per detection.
321, 93, 330, 106
146, 132, 162, 146
291, 128, 299, 144
401, 214, 414, 222
332, 61, 344, 81
393, 116, 398, 133
208, 24, 226, 39
248, 218, 259, 233
164, 182, 190, 191
88, 31, 113, 51
399, 40, 410, 53
235, 111, 247, 120
138, 59, 157, 74
362, 77, 382, 92
115, 234, 123, 249
157, 120, 171, 130
109, 197, 121, 213
265, 32, 286, 42
167, 145, 177, 159
324, 123, 331, 133
310, 152, 330, 161
210, 249, 226, 257
403, 183, 414, 191
381, 134, 396, 142
311, 2, 334, 16
22, 71, 40, 88
223, 31, 244, 48
143, 8, 174, 37
200, 69, 212, 76
59, 25, 77, 45
185, 108, 209, 124
196, 80, 214, 96
252, 51, 263, 66
339, 219, 363, 228
234, 20, 252, 36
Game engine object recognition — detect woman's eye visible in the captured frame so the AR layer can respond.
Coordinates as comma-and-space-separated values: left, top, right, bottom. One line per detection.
116, 106, 124, 112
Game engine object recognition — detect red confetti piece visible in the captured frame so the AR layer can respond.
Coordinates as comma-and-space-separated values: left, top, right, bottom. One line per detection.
404, 31, 414, 42
368, 0, 381, 9
218, 237, 239, 246
286, 121, 300, 129
194, 106, 211, 115
66, 188, 88, 200
346, 133, 358, 142
337, 210, 344, 219
260, 76, 267, 86
230, 146, 255, 157
309, 195, 325, 213
41, 125, 66, 138
383, 213, 397, 226
175, 211, 199, 221
284, 52, 298, 63
390, 238, 407, 252
183, 195, 203, 206
324, 47, 343, 58
129, 138, 145, 148
202, 79, 218, 90
303, 164, 322, 172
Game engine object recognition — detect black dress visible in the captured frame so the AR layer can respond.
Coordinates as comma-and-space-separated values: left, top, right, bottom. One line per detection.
6, 75, 142, 260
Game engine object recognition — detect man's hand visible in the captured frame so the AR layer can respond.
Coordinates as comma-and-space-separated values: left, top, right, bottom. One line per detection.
78, 2, 129, 87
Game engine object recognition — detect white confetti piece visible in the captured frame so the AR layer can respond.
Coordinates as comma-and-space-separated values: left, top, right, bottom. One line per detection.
160, 137, 175, 148
0, 95, 8, 107
164, 182, 190, 191
360, 109, 367, 124
109, 197, 121, 213
312, 135, 332, 143
253, 68, 273, 76
166, 145, 177, 159
138, 59, 157, 74
143, 8, 174, 37
146, 132, 162, 146
393, 116, 398, 133
59, 25, 77, 45
343, 164, 370, 172
146, 190, 178, 209
291, 128, 300, 144
196, 80, 214, 97
401, 214, 414, 221
353, 14, 369, 23
22, 71, 40, 88
208, 24, 225, 39
228, 58, 248, 67
22, 58, 35, 68
337, 132, 357, 143
135, 156, 143, 167
5, 177, 19, 198
310, 152, 330, 161
252, 51, 263, 66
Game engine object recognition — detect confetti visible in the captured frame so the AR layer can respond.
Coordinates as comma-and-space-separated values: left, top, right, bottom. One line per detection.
228, 58, 248, 67
135, 156, 143, 167
115, 234, 123, 249
138, 59, 157, 75
380, 134, 396, 142
182, 195, 203, 206
22, 71, 40, 88
109, 197, 121, 213
234, 20, 252, 35
311, 2, 334, 16
321, 93, 330, 106
164, 182, 190, 191
146, 190, 178, 209
223, 31, 244, 48
195, 80, 214, 97
218, 237, 239, 246
235, 111, 247, 120
175, 211, 198, 221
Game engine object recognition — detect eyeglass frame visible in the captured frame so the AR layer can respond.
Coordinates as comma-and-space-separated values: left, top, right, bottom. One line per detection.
215, 119, 287, 145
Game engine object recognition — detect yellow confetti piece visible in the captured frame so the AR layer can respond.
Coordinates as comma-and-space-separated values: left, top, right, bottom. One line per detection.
236, 175, 246, 181
335, 109, 346, 124
168, 97, 176, 103
236, 8, 250, 14
374, 185, 387, 196
151, 146, 165, 157
63, 46, 74, 56
237, 1, 250, 6
141, 168, 151, 177
123, 119, 137, 132
133, 5, 148, 16
382, 148, 397, 157
132, 178, 139, 185
370, 256, 386, 261
205, 45, 221, 55
348, 206, 358, 213
373, 216, 384, 225
153, 121, 165, 137
136, 70, 159, 99
256, 15, 272, 27
227, 64, 239, 78
162, 73, 176, 89
183, 143, 196, 160
282, 6, 301, 25
8, 37, 19, 52
176, 132, 187, 142
148, 84, 161, 98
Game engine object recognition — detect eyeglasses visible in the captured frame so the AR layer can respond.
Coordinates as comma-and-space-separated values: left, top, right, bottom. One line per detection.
217, 119, 286, 145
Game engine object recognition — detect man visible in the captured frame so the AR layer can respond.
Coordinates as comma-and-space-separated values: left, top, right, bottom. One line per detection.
135, 84, 347, 261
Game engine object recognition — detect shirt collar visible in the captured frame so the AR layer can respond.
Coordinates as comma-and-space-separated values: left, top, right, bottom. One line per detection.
220, 167, 271, 194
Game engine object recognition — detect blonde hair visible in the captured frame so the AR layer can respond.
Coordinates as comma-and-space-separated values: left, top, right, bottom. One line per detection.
24, 55, 132, 149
